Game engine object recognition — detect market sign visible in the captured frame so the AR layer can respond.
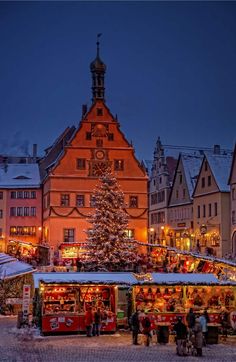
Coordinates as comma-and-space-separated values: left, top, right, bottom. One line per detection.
22, 284, 31, 318
177, 223, 186, 228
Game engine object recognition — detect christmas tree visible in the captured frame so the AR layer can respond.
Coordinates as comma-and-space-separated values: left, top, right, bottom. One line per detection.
85, 170, 138, 271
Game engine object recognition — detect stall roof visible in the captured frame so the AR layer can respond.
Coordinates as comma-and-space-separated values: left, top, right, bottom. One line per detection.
0, 253, 34, 279
33, 272, 235, 289
149, 273, 220, 285
33, 272, 137, 288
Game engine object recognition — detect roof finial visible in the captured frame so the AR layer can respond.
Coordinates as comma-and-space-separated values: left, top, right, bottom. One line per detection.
97, 33, 102, 57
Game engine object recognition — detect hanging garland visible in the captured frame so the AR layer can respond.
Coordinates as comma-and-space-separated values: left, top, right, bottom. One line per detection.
124, 208, 148, 218
49, 206, 90, 218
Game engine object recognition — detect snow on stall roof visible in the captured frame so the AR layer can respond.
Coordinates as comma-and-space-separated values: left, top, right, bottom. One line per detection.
182, 154, 203, 197
33, 272, 137, 288
0, 164, 40, 188
206, 153, 232, 192
0, 253, 34, 279
33, 272, 230, 288
150, 273, 219, 285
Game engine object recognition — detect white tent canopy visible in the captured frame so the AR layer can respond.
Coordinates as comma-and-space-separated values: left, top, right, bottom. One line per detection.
0, 253, 34, 280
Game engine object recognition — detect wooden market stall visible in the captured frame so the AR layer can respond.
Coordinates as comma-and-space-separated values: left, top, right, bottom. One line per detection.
133, 273, 236, 343
33, 272, 135, 335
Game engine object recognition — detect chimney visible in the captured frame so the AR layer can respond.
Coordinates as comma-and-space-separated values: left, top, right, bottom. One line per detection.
82, 104, 87, 117
213, 144, 221, 155
32, 144, 37, 160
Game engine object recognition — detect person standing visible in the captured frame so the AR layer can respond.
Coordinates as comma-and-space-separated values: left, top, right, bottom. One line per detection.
173, 316, 188, 356
85, 306, 94, 337
93, 308, 102, 336
141, 313, 152, 347
199, 313, 208, 346
130, 310, 140, 345
186, 308, 196, 331
193, 317, 203, 356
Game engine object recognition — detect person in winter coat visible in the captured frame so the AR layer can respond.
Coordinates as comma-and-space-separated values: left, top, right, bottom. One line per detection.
141, 313, 152, 347
193, 318, 203, 356
199, 313, 208, 345
186, 308, 196, 330
85, 306, 94, 337
130, 310, 140, 345
93, 308, 102, 336
173, 316, 188, 356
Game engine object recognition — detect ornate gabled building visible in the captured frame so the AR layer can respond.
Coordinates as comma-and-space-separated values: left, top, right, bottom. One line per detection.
148, 137, 177, 244
168, 153, 203, 251
193, 151, 232, 258
42, 41, 148, 259
228, 143, 236, 256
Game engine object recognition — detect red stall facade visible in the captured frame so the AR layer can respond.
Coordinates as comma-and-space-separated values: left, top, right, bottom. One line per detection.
33, 272, 135, 334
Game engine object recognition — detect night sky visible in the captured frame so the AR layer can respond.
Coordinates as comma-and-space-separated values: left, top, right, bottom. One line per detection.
0, 1, 236, 161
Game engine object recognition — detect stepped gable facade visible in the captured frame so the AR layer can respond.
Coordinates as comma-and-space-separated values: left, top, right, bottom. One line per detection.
42, 41, 148, 254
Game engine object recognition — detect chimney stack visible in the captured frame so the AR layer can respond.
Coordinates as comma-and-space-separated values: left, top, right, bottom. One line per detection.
213, 144, 221, 155
32, 144, 37, 160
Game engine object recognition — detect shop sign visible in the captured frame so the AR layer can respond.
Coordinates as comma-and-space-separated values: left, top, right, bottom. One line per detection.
177, 223, 186, 228
22, 284, 31, 317
200, 224, 207, 235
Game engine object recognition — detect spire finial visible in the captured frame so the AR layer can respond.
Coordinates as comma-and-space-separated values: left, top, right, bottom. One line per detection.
97, 33, 102, 57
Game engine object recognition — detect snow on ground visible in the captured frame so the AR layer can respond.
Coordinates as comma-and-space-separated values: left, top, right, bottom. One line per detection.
1, 317, 236, 361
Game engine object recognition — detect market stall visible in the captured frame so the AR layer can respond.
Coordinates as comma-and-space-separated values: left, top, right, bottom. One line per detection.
133, 273, 236, 330
33, 272, 135, 334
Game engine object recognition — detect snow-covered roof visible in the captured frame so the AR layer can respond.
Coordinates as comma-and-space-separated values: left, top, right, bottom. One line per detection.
0, 253, 34, 279
182, 154, 203, 197
150, 273, 219, 285
0, 164, 40, 188
206, 154, 232, 192
33, 272, 137, 288
32, 271, 231, 289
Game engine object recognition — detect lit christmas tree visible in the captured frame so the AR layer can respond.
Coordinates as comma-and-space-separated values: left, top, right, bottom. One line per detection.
85, 170, 138, 271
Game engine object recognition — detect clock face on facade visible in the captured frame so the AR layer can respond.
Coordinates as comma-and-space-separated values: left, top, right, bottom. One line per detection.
95, 150, 105, 160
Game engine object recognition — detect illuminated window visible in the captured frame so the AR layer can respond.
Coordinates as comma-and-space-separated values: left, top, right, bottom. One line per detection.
61, 194, 70, 207
129, 196, 138, 208
114, 159, 124, 171
77, 158, 86, 170
64, 229, 75, 243
76, 195, 85, 207
125, 229, 134, 238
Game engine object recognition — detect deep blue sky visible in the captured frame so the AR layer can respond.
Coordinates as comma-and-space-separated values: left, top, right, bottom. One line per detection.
0, 1, 236, 160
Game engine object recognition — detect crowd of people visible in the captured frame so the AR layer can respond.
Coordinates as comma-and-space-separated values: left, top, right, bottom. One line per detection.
129, 307, 230, 356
